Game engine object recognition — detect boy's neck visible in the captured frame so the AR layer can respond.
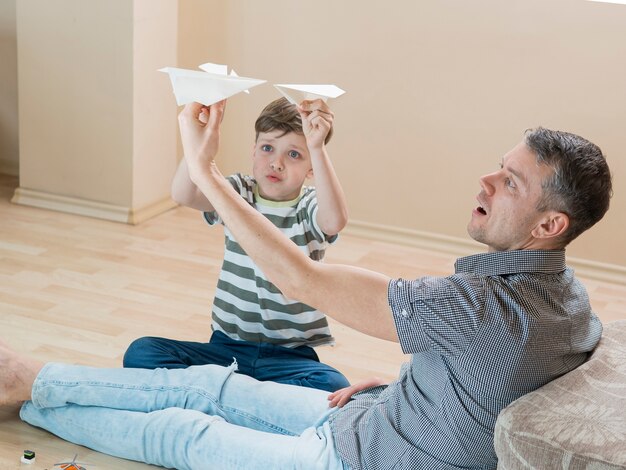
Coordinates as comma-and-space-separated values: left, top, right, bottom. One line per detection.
254, 185, 304, 206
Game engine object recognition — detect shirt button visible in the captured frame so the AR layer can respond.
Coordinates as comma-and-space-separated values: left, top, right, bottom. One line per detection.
397, 281, 403, 288
401, 309, 409, 318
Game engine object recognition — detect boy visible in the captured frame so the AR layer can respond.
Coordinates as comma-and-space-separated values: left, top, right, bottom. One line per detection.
123, 97, 350, 392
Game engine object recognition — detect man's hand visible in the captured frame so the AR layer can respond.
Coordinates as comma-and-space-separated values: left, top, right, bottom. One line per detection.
327, 377, 387, 408
178, 100, 226, 184
298, 99, 333, 151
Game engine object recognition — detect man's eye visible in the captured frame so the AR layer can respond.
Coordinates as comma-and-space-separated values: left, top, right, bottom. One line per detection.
288, 150, 301, 159
505, 177, 516, 189
261, 145, 272, 152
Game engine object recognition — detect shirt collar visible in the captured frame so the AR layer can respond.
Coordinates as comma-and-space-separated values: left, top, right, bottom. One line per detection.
455, 249, 566, 276
253, 184, 304, 207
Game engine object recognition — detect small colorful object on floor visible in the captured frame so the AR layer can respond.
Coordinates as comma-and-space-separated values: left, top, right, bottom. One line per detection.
54, 453, 90, 470
20, 449, 36, 464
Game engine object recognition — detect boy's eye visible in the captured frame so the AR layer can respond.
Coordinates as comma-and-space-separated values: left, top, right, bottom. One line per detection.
261, 144, 273, 152
288, 150, 301, 159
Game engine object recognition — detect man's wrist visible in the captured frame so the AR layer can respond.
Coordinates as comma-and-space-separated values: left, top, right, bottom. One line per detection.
187, 160, 220, 186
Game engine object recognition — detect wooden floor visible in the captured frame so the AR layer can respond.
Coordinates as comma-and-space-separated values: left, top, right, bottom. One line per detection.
1, 173, 625, 469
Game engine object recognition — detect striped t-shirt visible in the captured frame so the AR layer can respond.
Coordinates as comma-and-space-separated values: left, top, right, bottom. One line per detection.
203, 173, 337, 348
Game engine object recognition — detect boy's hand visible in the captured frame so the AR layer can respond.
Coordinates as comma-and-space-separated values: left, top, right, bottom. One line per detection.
298, 99, 333, 150
178, 100, 226, 183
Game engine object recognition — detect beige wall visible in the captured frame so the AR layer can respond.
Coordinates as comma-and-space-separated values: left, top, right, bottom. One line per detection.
14, 0, 178, 223
17, 0, 134, 206
178, 0, 626, 270
0, 0, 18, 175
2, 0, 625, 269
132, 0, 179, 209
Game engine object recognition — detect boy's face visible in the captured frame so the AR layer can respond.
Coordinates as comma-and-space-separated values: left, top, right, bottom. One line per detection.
252, 130, 313, 201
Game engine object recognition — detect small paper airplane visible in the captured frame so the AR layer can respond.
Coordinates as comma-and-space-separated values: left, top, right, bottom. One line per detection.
273, 84, 346, 105
159, 62, 266, 106
54, 453, 91, 470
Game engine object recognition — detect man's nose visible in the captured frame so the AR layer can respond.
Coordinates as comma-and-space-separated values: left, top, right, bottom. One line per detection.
479, 172, 496, 195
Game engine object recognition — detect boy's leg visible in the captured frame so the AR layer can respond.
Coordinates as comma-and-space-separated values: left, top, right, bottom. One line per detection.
123, 336, 197, 369
122, 331, 247, 369
122, 332, 350, 391
21, 404, 346, 470
255, 344, 351, 392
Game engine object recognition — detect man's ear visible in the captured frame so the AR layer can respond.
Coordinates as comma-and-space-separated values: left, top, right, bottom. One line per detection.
532, 212, 569, 240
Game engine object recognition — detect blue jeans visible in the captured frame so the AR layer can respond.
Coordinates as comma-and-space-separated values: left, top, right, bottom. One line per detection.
123, 330, 350, 392
20, 362, 349, 470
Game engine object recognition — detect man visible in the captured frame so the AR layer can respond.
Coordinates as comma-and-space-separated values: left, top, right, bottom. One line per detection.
2, 100, 612, 469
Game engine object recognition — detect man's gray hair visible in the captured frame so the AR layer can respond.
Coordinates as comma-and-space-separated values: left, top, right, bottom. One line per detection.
525, 127, 612, 246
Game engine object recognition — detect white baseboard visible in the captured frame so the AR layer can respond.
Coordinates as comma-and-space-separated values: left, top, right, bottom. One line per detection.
11, 187, 177, 225
565, 257, 626, 286
345, 219, 626, 286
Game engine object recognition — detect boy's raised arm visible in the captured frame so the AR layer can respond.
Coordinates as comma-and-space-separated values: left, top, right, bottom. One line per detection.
180, 101, 399, 343
298, 100, 348, 236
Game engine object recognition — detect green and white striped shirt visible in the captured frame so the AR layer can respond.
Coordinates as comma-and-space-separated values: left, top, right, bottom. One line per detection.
203, 173, 337, 348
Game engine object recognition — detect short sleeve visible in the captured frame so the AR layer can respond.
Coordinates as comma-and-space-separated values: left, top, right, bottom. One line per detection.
388, 274, 485, 356
203, 174, 254, 226
299, 187, 339, 245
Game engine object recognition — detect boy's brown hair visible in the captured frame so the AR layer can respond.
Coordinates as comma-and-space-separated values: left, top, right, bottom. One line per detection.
255, 97, 333, 144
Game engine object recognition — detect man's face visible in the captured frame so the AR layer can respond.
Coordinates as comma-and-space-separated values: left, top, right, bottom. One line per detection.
467, 141, 555, 252
252, 130, 313, 201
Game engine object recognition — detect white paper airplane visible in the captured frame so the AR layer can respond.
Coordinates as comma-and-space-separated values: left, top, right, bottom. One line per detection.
273, 84, 346, 105
159, 62, 266, 106
587, 0, 626, 4
197, 63, 253, 94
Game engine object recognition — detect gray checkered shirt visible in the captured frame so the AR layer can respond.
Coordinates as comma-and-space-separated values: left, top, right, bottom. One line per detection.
329, 249, 602, 469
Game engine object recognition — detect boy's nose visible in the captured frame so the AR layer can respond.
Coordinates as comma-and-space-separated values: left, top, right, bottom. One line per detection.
270, 158, 284, 172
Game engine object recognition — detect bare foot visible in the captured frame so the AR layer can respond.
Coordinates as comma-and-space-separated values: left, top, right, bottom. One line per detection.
0, 338, 44, 405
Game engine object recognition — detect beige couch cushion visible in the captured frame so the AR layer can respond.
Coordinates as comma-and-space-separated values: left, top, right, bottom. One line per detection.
494, 320, 626, 470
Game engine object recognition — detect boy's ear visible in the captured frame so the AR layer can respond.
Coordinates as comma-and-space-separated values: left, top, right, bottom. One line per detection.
306, 168, 314, 179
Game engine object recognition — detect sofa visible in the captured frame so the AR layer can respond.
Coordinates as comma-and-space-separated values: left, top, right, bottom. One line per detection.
494, 320, 626, 469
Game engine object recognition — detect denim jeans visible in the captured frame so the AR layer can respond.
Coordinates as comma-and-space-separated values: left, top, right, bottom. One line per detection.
20, 362, 349, 470
123, 330, 350, 392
